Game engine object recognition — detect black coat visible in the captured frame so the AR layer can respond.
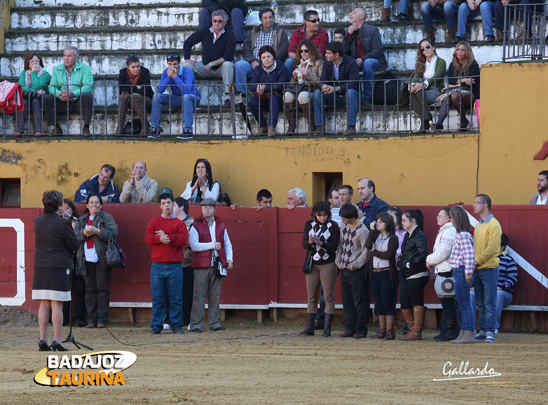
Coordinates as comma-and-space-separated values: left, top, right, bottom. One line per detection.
320, 54, 360, 94
34, 213, 80, 269
118, 66, 154, 98
398, 226, 428, 279
202, 0, 248, 15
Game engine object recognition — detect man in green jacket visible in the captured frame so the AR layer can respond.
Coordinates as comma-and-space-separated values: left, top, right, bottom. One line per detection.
43, 46, 94, 136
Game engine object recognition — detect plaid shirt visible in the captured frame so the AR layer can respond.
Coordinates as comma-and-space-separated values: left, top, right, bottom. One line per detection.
449, 231, 475, 275
65, 66, 76, 101
288, 26, 329, 56
253, 26, 274, 61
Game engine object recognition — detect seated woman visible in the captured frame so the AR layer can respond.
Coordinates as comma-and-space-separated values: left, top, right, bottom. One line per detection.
117, 54, 154, 136
181, 158, 220, 202
15, 52, 51, 138
249, 45, 289, 137
283, 39, 323, 135
435, 41, 480, 131
401, 39, 446, 133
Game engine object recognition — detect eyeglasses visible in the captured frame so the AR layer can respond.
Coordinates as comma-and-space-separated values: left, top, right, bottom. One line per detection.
307, 18, 320, 23
212, 19, 224, 23
299, 49, 309, 54
167, 53, 179, 59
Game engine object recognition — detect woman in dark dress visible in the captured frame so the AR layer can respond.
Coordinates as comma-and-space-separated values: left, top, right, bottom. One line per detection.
33, 190, 80, 351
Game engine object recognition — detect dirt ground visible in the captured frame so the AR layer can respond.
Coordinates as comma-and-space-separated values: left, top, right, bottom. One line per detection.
0, 307, 547, 404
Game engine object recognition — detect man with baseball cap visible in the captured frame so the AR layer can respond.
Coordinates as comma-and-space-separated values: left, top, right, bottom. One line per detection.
188, 198, 233, 332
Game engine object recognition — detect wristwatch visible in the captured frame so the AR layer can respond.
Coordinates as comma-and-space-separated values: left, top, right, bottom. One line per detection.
208, 62, 213, 68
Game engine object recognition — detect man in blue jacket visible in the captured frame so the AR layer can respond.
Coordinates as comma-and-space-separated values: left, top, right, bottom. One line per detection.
149, 53, 201, 137
182, 9, 236, 109
74, 164, 120, 203
313, 41, 360, 135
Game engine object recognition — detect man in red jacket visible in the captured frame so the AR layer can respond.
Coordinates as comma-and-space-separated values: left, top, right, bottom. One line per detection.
145, 192, 189, 334
188, 198, 233, 333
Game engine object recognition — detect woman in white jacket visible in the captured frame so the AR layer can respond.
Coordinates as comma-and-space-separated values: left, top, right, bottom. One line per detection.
426, 207, 458, 341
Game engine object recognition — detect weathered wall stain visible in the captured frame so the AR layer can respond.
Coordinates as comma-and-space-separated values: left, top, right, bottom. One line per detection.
55, 163, 72, 185
0, 149, 22, 164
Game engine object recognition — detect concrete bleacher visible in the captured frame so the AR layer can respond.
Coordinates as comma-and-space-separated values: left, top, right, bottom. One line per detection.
0, 0, 496, 135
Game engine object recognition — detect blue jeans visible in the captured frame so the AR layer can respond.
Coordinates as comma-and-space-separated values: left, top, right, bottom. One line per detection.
340, 267, 369, 334
235, 60, 254, 94
371, 270, 397, 316
249, 94, 281, 127
362, 58, 379, 100
150, 93, 199, 131
457, 2, 496, 37
472, 267, 499, 335
453, 266, 475, 331
313, 88, 359, 127
150, 262, 183, 330
470, 288, 512, 331
421, 1, 458, 29
198, 8, 245, 43
383, 0, 411, 14
284, 58, 295, 73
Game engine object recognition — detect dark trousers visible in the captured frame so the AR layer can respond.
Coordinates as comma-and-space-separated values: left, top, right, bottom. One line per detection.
371, 270, 397, 316
62, 273, 86, 323
340, 267, 369, 334
400, 275, 428, 309
84, 261, 112, 325
249, 94, 281, 128
43, 92, 93, 127
165, 265, 194, 326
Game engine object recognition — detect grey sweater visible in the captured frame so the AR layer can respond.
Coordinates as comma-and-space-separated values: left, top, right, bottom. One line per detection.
335, 222, 370, 270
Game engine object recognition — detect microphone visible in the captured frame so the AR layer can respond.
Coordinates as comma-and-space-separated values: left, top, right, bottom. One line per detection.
63, 211, 78, 221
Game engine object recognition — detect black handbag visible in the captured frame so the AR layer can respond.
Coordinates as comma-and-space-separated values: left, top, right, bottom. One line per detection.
105, 234, 123, 268
214, 256, 227, 278
302, 248, 314, 274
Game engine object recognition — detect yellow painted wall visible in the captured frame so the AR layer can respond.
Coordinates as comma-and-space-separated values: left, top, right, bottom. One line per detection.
1, 62, 546, 208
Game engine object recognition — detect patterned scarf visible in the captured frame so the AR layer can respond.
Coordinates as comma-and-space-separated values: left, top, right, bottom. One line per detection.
25, 67, 44, 87
262, 61, 277, 74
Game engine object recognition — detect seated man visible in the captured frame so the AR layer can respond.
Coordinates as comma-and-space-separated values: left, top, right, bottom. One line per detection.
256, 188, 273, 210
454, 0, 499, 43
199, 0, 248, 45
313, 41, 360, 136
420, 0, 459, 44
75, 164, 120, 203
43, 45, 94, 136
470, 233, 518, 334
287, 187, 308, 209
345, 8, 387, 104
284, 10, 329, 71
235, 8, 288, 95
183, 9, 236, 109
149, 53, 201, 137
120, 160, 158, 203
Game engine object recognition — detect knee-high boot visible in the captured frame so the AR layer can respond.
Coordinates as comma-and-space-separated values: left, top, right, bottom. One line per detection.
116, 93, 130, 135
299, 312, 316, 336
299, 102, 315, 133
384, 315, 395, 340
370, 315, 386, 339
133, 96, 150, 136
399, 308, 415, 340
284, 102, 296, 134
322, 313, 334, 337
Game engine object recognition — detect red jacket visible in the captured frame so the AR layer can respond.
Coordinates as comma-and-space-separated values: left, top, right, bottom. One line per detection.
191, 215, 228, 269
288, 27, 329, 56
145, 216, 188, 263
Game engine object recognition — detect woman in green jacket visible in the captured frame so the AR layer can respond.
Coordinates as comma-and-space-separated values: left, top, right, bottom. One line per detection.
401, 39, 446, 133
16, 52, 50, 137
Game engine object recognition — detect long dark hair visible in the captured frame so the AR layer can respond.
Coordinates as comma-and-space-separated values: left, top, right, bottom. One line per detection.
414, 38, 437, 78
311, 201, 331, 220
190, 158, 214, 191
376, 212, 395, 235
403, 209, 424, 230
388, 206, 404, 232
63, 198, 79, 218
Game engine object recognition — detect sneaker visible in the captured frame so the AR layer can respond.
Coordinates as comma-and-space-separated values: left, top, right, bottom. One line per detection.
150, 328, 161, 335
163, 323, 171, 330
148, 127, 163, 138
485, 335, 495, 343
177, 128, 193, 140
485, 35, 495, 43
172, 327, 184, 334
474, 332, 487, 341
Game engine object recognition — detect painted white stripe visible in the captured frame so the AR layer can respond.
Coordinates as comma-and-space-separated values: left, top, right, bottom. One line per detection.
0, 219, 26, 306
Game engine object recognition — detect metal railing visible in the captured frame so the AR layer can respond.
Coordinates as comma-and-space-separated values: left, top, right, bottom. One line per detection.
0, 77, 480, 138
502, 2, 548, 61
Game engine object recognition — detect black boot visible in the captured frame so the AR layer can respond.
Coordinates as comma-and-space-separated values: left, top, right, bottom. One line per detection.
299, 312, 316, 336
322, 313, 334, 337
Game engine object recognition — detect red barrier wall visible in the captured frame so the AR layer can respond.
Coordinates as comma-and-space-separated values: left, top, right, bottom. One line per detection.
1, 205, 547, 314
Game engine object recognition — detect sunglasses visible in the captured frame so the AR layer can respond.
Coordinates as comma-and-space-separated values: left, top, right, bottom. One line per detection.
299, 49, 309, 54
421, 45, 432, 51
212, 19, 224, 23
307, 18, 320, 23
167, 53, 180, 59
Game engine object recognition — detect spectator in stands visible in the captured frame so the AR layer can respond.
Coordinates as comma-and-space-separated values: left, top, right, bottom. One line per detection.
116, 54, 154, 136
420, 0, 460, 44
182, 9, 235, 109
248, 45, 289, 137
313, 41, 359, 136
74, 164, 120, 204
145, 193, 189, 334
472, 193, 502, 343
181, 158, 220, 202
336, 203, 371, 338
235, 8, 289, 95
366, 213, 399, 340
494, 0, 521, 42
453, 0, 498, 43
283, 40, 323, 134
434, 41, 480, 131
426, 207, 458, 341
74, 193, 119, 328
345, 8, 388, 104
149, 53, 201, 137
188, 198, 234, 332
401, 39, 446, 133
448, 205, 476, 344
199, 0, 247, 46
333, 27, 346, 43
300, 201, 340, 337
284, 10, 329, 71
530, 170, 548, 205
43, 46, 93, 136
287, 187, 308, 209
120, 160, 158, 203
357, 177, 390, 227
398, 209, 429, 341
256, 189, 273, 209
15, 52, 50, 138
381, 0, 414, 22
470, 233, 518, 335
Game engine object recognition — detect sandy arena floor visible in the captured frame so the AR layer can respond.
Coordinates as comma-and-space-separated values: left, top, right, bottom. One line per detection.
0, 307, 546, 404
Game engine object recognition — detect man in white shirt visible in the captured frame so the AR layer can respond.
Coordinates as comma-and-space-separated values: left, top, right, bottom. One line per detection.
530, 170, 548, 205
120, 160, 158, 203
